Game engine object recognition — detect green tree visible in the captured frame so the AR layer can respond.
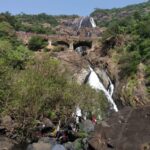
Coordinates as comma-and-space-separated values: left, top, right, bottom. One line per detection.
3, 56, 108, 139
0, 21, 15, 37
7, 45, 31, 69
28, 36, 48, 51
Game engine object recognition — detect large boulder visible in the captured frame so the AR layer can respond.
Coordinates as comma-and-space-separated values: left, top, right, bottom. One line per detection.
42, 118, 54, 128
0, 115, 17, 137
27, 142, 51, 150
27, 137, 53, 150
52, 144, 66, 150
88, 106, 150, 150
64, 138, 88, 150
74, 68, 89, 84
64, 142, 74, 150
81, 120, 94, 133
95, 68, 110, 89
0, 136, 16, 150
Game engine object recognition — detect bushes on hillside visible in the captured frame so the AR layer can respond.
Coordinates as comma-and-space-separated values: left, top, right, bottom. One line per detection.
2, 56, 108, 139
0, 40, 31, 69
0, 21, 15, 37
102, 12, 150, 81
119, 51, 141, 78
52, 46, 66, 52
28, 36, 48, 51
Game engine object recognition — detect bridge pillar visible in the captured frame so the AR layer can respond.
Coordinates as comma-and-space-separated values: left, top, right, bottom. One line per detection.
69, 42, 74, 51
46, 40, 52, 49
48, 40, 52, 47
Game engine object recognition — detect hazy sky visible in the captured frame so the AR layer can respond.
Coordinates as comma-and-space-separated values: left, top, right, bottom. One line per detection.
0, 0, 146, 16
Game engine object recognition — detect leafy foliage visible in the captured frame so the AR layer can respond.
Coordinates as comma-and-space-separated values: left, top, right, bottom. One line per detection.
1, 56, 108, 138
98, 3, 150, 105
28, 36, 48, 51
91, 1, 150, 27
15, 13, 58, 34
0, 13, 108, 139
0, 21, 15, 37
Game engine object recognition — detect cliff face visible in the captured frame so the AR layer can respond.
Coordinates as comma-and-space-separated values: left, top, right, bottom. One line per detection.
88, 105, 150, 150
84, 36, 149, 108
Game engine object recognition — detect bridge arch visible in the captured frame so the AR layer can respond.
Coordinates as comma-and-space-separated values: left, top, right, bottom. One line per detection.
52, 40, 70, 48
73, 41, 92, 50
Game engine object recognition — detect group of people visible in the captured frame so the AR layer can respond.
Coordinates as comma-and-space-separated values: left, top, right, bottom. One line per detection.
55, 106, 97, 144
36, 106, 97, 144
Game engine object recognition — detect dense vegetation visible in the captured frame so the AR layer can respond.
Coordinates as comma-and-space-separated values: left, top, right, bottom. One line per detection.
0, 0, 150, 140
15, 13, 58, 34
0, 13, 108, 140
91, 1, 150, 27
99, 4, 150, 105
28, 36, 48, 51
0, 12, 58, 35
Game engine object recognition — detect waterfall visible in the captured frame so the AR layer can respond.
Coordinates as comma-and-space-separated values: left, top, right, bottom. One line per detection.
108, 76, 114, 97
78, 17, 84, 30
78, 16, 96, 30
90, 17, 96, 28
75, 46, 83, 54
88, 67, 118, 112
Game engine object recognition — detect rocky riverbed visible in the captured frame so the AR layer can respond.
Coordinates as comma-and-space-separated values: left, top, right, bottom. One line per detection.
1, 105, 150, 150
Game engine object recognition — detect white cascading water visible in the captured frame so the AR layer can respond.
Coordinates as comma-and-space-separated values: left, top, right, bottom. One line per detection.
75, 46, 83, 54
90, 17, 96, 28
78, 16, 96, 30
108, 76, 114, 97
88, 67, 118, 112
78, 17, 84, 30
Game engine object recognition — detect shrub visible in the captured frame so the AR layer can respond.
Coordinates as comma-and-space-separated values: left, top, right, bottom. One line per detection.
7, 45, 32, 69
0, 40, 31, 69
0, 21, 15, 37
28, 36, 48, 51
119, 51, 141, 78
3, 56, 108, 139
52, 46, 65, 52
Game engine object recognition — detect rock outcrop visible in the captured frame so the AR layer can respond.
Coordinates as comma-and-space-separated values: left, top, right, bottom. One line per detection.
27, 137, 53, 150
88, 105, 150, 150
0, 136, 16, 150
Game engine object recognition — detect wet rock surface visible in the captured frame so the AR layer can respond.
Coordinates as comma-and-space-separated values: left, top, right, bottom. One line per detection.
95, 68, 110, 89
88, 106, 150, 150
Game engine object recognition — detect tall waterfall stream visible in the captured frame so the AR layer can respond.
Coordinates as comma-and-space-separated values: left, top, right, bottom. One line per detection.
87, 67, 118, 112
76, 16, 118, 112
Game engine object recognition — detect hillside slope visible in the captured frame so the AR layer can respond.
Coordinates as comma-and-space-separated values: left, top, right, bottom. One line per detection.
91, 1, 150, 27
88, 1, 150, 106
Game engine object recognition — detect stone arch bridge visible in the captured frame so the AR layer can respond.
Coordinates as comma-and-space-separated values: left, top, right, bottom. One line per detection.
16, 31, 98, 50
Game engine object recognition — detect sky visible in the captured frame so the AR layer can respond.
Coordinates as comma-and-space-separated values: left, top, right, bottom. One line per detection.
0, 0, 147, 16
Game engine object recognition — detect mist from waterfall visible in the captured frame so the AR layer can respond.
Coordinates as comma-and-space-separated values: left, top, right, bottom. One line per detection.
88, 67, 118, 112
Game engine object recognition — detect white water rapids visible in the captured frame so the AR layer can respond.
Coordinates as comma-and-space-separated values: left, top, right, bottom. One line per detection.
88, 67, 118, 112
